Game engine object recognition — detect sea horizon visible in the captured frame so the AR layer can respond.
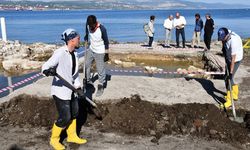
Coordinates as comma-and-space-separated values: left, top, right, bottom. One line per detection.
0, 9, 249, 44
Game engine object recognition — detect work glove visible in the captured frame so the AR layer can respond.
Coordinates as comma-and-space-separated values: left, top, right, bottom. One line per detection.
76, 88, 85, 99
104, 53, 109, 62
43, 68, 56, 76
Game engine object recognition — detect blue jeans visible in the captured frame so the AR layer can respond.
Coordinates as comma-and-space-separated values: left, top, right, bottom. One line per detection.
176, 28, 185, 48
148, 36, 154, 47
225, 61, 241, 90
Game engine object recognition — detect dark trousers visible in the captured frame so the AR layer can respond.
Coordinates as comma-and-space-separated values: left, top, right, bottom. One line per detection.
225, 61, 241, 90
148, 36, 154, 47
53, 94, 79, 128
176, 28, 185, 48
204, 32, 213, 50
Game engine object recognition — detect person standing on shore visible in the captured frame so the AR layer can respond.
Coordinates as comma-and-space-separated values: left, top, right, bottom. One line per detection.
191, 13, 203, 48
84, 15, 109, 97
163, 14, 174, 48
204, 13, 214, 50
147, 15, 155, 49
218, 27, 243, 108
42, 28, 87, 150
174, 12, 186, 48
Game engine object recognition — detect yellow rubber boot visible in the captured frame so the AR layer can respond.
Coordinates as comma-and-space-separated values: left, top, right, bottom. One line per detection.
66, 119, 87, 144
50, 123, 65, 150
223, 91, 232, 108
232, 84, 239, 100
224, 87, 238, 101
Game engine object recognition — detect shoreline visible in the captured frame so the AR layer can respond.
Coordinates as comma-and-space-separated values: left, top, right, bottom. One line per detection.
1, 38, 248, 76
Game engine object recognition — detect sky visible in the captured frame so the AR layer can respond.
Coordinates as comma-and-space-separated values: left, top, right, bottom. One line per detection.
186, 0, 248, 4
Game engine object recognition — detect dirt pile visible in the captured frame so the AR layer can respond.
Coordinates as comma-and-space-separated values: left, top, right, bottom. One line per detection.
0, 94, 250, 146
91, 95, 250, 145
0, 94, 56, 128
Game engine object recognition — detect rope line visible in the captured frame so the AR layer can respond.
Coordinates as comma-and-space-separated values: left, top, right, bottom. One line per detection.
0, 73, 43, 94
0, 68, 224, 94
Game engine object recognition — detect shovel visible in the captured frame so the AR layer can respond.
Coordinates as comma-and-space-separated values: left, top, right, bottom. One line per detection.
225, 66, 243, 123
55, 73, 102, 120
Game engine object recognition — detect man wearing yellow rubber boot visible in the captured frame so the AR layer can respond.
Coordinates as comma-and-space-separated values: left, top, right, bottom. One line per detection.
218, 27, 243, 108
42, 28, 87, 150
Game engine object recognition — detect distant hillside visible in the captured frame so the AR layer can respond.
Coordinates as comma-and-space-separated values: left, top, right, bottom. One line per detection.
1, 0, 250, 9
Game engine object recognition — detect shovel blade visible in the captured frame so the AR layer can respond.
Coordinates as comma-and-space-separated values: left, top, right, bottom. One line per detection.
229, 116, 244, 123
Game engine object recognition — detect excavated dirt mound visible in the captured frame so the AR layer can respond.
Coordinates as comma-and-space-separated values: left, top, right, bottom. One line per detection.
0, 94, 56, 128
91, 95, 250, 145
0, 94, 250, 146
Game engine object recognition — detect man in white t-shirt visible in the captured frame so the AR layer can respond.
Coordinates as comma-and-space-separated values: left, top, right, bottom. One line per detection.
84, 15, 109, 97
163, 14, 174, 48
174, 12, 186, 48
218, 27, 243, 108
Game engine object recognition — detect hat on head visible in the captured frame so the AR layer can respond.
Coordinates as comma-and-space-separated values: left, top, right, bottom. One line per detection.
218, 27, 229, 41
61, 28, 79, 42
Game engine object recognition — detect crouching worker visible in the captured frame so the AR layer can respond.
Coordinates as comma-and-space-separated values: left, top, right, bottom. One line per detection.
218, 27, 243, 108
42, 28, 87, 150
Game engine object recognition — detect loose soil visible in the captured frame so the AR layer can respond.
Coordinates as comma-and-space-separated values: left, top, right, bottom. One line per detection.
239, 55, 250, 119
0, 94, 250, 149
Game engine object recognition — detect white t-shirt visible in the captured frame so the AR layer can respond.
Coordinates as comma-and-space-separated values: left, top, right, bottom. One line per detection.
163, 18, 174, 30
89, 27, 105, 54
174, 16, 186, 29
225, 31, 243, 62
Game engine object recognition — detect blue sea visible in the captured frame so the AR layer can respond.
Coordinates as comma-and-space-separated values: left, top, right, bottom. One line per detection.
0, 9, 250, 43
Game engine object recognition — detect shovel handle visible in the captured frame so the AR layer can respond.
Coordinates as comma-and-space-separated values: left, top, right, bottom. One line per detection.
55, 73, 98, 108
226, 66, 237, 120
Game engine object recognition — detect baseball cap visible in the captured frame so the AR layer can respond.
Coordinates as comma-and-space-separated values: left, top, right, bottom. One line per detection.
218, 27, 229, 41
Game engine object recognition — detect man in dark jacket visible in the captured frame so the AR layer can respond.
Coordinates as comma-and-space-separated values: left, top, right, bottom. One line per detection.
204, 13, 214, 50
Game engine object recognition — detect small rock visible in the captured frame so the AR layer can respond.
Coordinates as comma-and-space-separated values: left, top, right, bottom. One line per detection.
245, 142, 250, 149
24, 128, 29, 132
209, 129, 218, 135
188, 65, 198, 72
219, 132, 226, 139
114, 59, 122, 65
150, 137, 159, 144
150, 130, 156, 136
163, 116, 169, 121
190, 127, 196, 133
122, 61, 136, 68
